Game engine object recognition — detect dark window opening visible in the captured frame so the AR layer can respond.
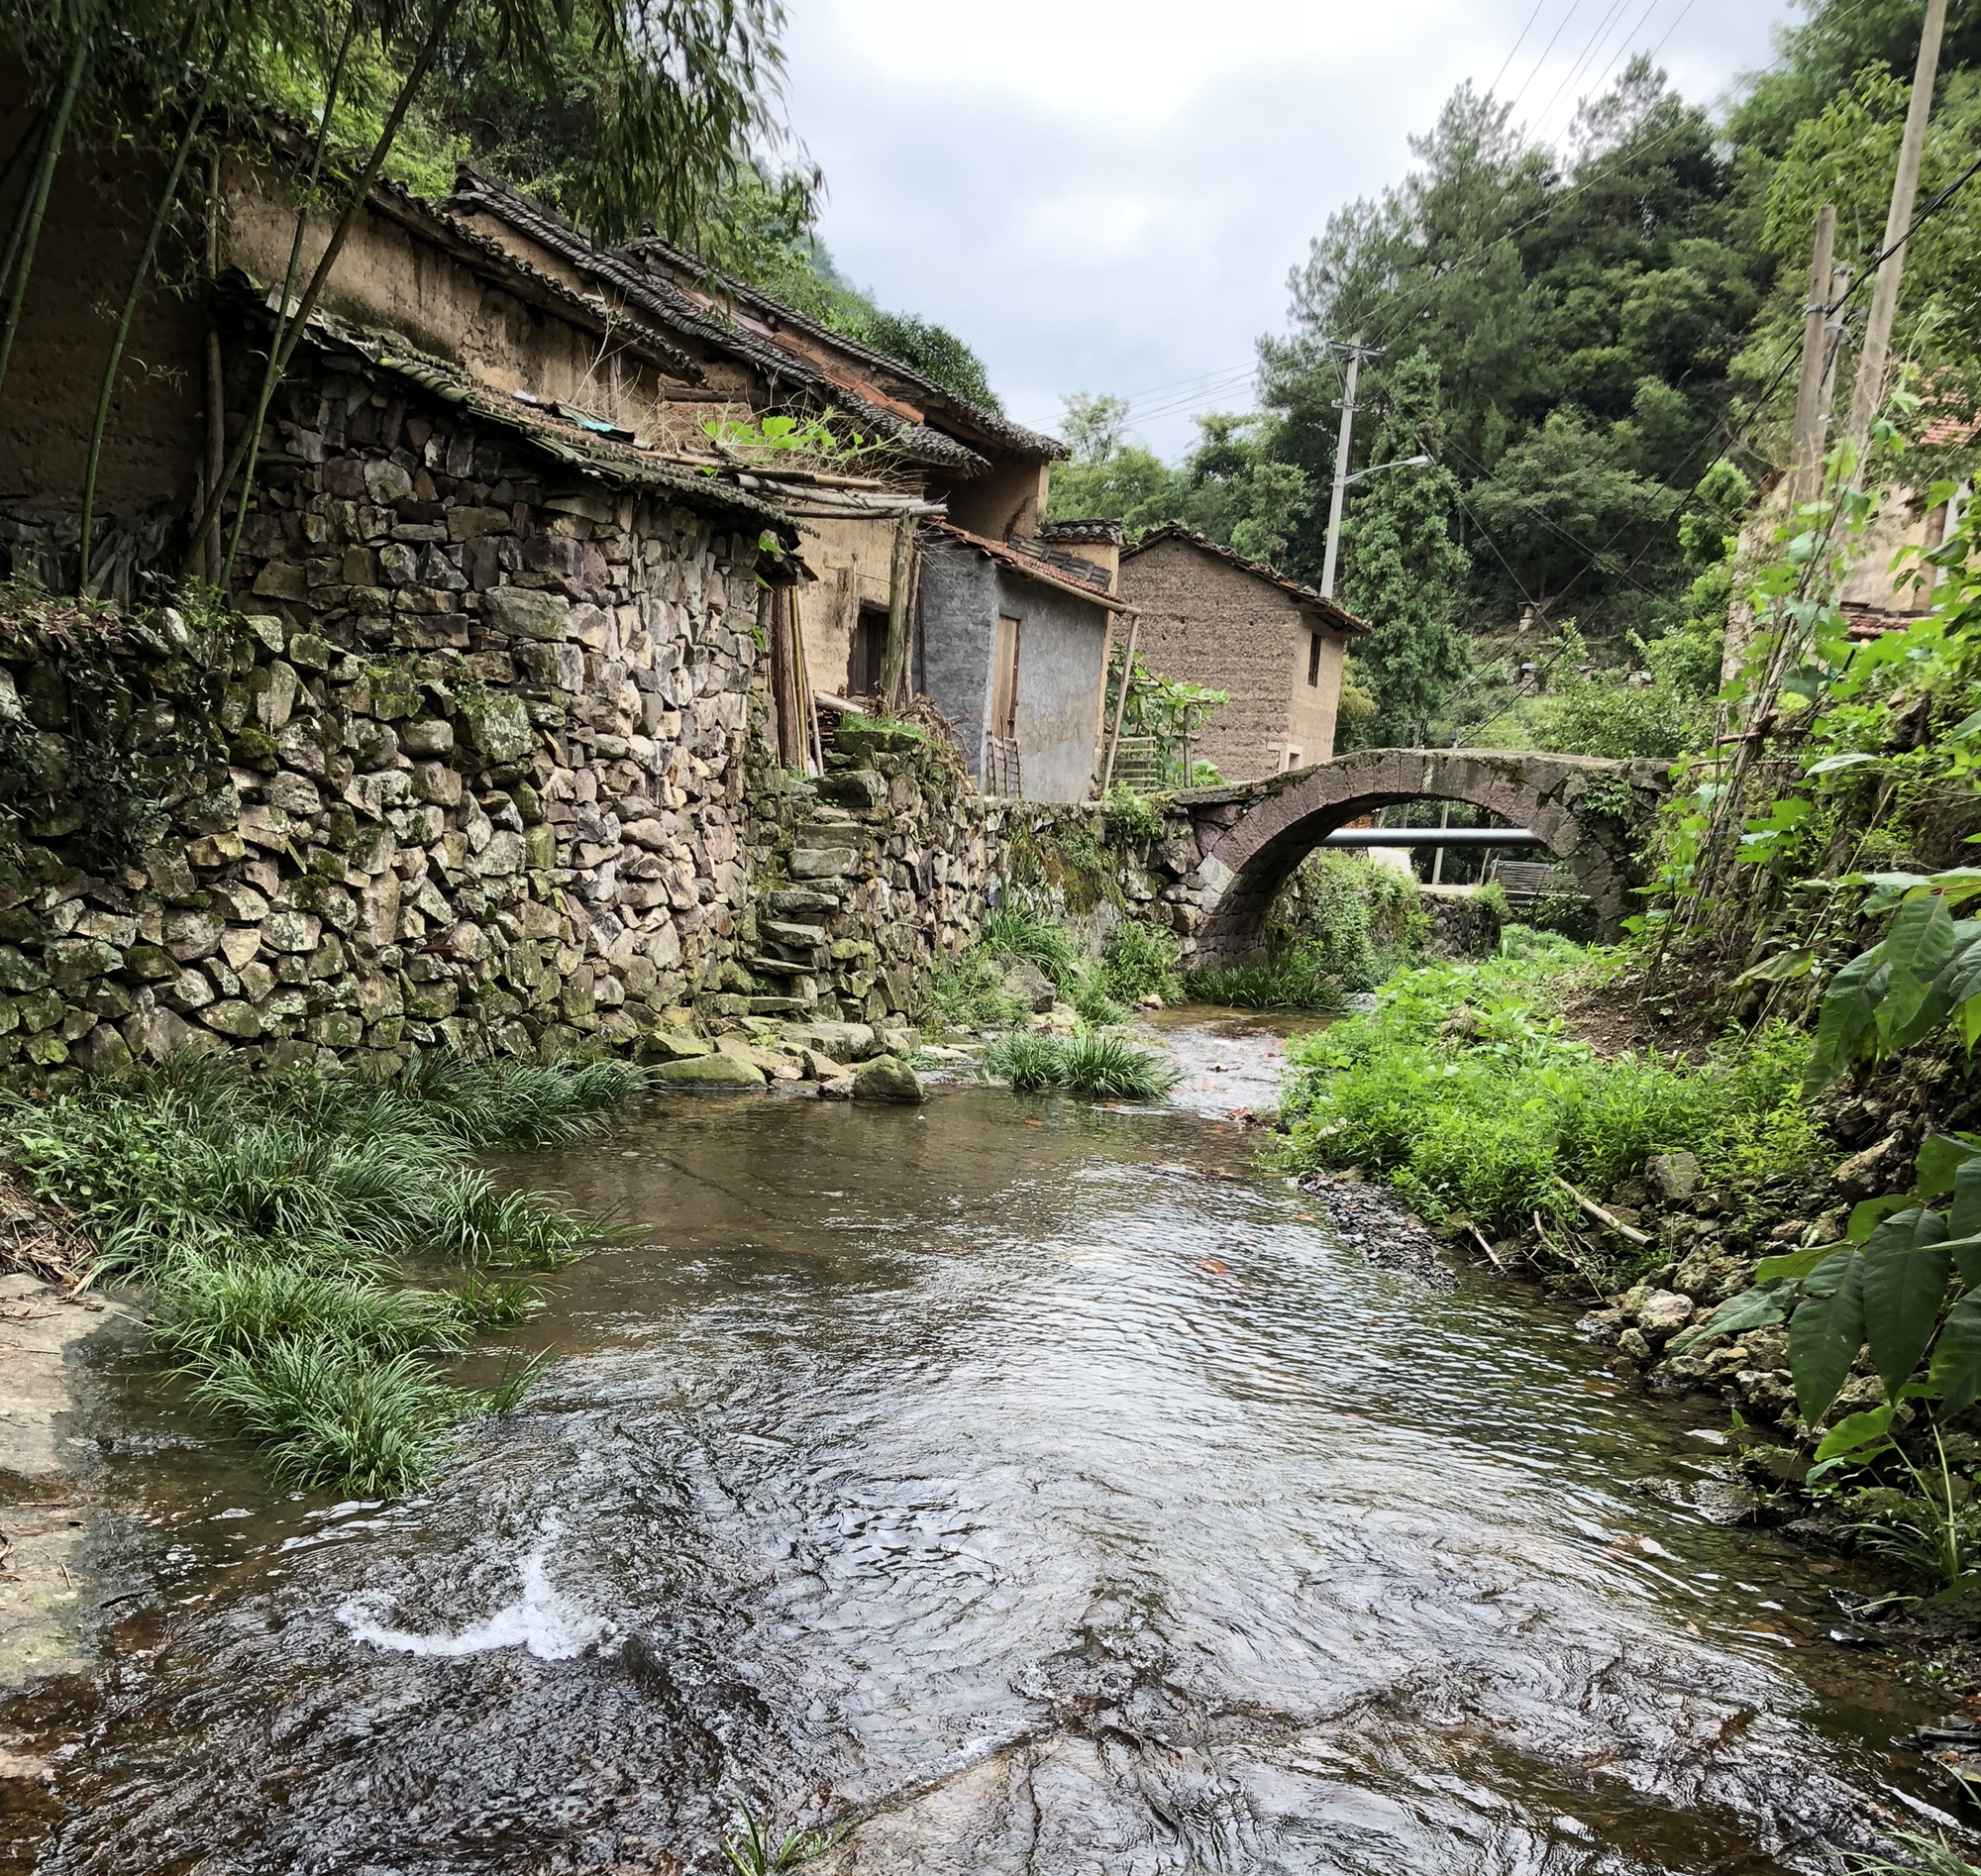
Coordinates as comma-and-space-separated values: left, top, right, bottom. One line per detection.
1306, 631, 1322, 687
848, 605, 887, 697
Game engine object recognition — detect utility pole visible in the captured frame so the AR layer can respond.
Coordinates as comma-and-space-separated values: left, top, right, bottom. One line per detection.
1319, 336, 1379, 600
1787, 204, 1836, 509
1844, 0, 1948, 475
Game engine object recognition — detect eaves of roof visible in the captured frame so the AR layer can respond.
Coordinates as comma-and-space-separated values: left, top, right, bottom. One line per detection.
1120, 525, 1372, 636
444, 170, 1007, 478
233, 284, 798, 542
619, 233, 1067, 465
924, 520, 1127, 613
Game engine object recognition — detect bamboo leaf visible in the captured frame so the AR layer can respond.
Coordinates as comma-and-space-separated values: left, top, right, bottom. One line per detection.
1932, 1294, 1981, 1414
1860, 1208, 1951, 1396
1733, 948, 1815, 988
1805, 946, 1890, 1093
1789, 1250, 1864, 1423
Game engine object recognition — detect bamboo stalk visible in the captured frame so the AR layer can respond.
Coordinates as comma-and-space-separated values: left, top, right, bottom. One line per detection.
81, 29, 225, 591
0, 19, 94, 396
880, 513, 914, 713
1553, 1175, 1652, 1247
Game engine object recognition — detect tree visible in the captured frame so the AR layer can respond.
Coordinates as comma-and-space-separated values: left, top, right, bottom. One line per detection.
1335, 350, 1471, 745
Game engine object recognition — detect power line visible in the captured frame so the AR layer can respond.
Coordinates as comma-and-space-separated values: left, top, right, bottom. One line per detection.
1531, 0, 1636, 136
1490, 0, 1551, 99
1507, 0, 1587, 119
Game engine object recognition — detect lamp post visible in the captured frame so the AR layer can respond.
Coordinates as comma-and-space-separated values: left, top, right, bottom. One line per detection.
1319, 447, 1431, 601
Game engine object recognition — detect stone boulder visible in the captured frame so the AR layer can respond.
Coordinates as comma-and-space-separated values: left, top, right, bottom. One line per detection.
1644, 1150, 1702, 1203
1000, 960, 1056, 1012
854, 1054, 925, 1103
1634, 1289, 1695, 1342
653, 1054, 765, 1089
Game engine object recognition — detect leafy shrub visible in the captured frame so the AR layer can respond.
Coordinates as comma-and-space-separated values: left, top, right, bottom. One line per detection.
1274, 853, 1428, 991
1096, 919, 1182, 1003
0, 1054, 641, 1494
980, 1031, 1180, 1100
1277, 943, 1823, 1246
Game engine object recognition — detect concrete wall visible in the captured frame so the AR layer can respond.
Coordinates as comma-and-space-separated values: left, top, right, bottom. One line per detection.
915, 537, 1109, 802
1116, 538, 1350, 782
918, 535, 999, 781
1000, 566, 1109, 803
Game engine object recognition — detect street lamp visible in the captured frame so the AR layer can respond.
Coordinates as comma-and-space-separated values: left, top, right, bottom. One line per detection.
1319, 451, 1432, 599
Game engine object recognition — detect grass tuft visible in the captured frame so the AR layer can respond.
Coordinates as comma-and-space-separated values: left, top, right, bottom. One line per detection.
1189, 941, 1347, 1011
980, 1030, 1180, 1101
0, 1053, 642, 1495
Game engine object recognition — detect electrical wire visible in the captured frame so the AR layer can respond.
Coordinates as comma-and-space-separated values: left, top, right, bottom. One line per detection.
1490, 0, 1551, 99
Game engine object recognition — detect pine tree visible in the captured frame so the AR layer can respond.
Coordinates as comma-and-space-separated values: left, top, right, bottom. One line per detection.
1337, 349, 1471, 747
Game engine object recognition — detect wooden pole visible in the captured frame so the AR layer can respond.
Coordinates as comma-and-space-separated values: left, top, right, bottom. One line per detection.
1788, 204, 1837, 509
1099, 611, 1140, 794
764, 583, 796, 765
1843, 0, 1948, 477
881, 514, 915, 713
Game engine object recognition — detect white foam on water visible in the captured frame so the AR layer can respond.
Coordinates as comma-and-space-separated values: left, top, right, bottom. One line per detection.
338, 1530, 609, 1661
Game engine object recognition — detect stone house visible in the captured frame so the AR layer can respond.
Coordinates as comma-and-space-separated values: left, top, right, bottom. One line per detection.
914, 521, 1123, 802
0, 96, 1096, 1071
1114, 526, 1371, 782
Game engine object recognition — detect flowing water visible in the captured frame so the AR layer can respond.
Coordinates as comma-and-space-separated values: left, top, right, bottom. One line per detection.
2, 1013, 1961, 1874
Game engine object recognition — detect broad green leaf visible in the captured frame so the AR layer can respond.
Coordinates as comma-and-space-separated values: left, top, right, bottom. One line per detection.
1917, 1134, 1981, 1200
1882, 893, 1958, 1036
1667, 1286, 1789, 1354
1847, 1195, 1915, 1244
1931, 1292, 1981, 1414
1790, 1250, 1865, 1424
1890, 925, 1981, 1049
1805, 946, 1890, 1093
1805, 752, 1882, 776
1965, 994, 1981, 1052
1813, 1405, 1896, 1465
1756, 1241, 1837, 1284
1955, 1157, 1981, 1245
1860, 1208, 1951, 1395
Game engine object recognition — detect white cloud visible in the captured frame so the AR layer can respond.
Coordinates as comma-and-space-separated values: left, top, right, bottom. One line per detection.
780, 0, 1796, 456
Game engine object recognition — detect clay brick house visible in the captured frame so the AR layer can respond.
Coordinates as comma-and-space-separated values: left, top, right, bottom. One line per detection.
1114, 527, 1370, 782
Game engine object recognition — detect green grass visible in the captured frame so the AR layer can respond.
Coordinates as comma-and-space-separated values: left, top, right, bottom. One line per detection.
1189, 940, 1347, 1011
1275, 935, 1825, 1258
0, 1053, 645, 1494
1095, 919, 1182, 1004
980, 1030, 1180, 1101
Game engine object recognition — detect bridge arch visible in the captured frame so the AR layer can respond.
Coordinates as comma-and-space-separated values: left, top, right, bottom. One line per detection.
1180, 749, 1661, 965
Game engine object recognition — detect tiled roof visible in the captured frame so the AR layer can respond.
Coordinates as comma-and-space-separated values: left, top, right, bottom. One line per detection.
1037, 518, 1124, 545
923, 520, 1127, 613
1841, 602, 1923, 642
445, 170, 1020, 477
248, 284, 799, 540
615, 234, 1066, 466
1119, 525, 1372, 636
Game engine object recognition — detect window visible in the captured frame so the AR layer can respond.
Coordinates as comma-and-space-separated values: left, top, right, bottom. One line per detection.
990, 613, 1021, 739
847, 604, 887, 697
1306, 630, 1322, 687
1284, 748, 1302, 771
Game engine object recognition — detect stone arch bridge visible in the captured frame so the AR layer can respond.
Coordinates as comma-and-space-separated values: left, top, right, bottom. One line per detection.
1166, 748, 1666, 965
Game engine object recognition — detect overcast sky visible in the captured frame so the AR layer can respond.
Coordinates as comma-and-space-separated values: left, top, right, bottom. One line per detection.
778, 0, 1801, 458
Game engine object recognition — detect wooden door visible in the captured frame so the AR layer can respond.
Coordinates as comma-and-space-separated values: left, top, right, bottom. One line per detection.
990, 614, 1021, 740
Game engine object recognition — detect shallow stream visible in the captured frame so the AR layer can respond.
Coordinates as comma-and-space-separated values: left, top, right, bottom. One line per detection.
2, 1013, 1960, 1873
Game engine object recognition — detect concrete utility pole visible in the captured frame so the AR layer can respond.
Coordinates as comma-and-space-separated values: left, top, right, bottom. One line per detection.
1319, 336, 1379, 600
1844, 0, 1949, 474
1788, 203, 1837, 508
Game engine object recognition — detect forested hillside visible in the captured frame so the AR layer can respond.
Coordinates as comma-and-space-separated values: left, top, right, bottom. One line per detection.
1047, 0, 1981, 751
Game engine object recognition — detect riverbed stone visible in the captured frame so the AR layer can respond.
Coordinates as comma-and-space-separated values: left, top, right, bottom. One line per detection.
853, 1054, 924, 1103
638, 1030, 712, 1063
782, 1019, 877, 1061
652, 1053, 765, 1089
1644, 1150, 1702, 1203
1635, 1290, 1695, 1341
1000, 961, 1056, 1012
818, 1072, 855, 1100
